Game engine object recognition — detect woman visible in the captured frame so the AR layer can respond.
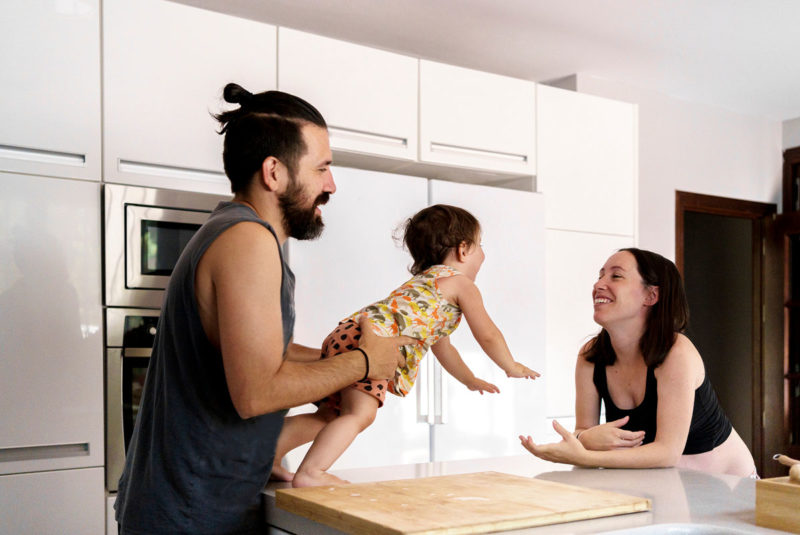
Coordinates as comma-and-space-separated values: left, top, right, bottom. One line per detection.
520, 248, 756, 477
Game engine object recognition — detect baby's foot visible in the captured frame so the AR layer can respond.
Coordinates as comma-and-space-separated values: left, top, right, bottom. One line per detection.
270, 464, 295, 482
292, 469, 350, 488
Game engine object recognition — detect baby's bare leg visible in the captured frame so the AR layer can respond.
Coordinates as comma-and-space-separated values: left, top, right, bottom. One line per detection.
292, 388, 379, 488
271, 406, 337, 481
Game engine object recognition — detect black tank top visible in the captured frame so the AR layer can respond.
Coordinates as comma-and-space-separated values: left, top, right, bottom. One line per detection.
592, 362, 732, 455
116, 202, 295, 534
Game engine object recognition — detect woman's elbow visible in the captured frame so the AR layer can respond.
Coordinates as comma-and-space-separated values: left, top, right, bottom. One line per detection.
653, 444, 682, 468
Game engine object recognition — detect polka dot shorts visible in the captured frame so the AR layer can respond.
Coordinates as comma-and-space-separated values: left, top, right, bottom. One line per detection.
320, 320, 389, 408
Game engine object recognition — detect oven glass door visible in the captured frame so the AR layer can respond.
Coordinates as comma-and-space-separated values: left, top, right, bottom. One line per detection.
125, 204, 208, 290
122, 355, 149, 450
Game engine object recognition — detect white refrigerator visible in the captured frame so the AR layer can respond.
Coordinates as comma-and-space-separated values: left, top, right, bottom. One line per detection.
285, 166, 546, 471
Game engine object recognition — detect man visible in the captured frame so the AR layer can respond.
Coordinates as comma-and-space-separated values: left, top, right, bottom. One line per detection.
115, 84, 411, 534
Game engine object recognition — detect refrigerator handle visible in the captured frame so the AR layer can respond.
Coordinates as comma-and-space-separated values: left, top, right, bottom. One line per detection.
435, 360, 447, 424
416, 354, 436, 424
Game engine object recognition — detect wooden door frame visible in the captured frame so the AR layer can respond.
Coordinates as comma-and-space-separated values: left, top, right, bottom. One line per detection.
675, 190, 776, 476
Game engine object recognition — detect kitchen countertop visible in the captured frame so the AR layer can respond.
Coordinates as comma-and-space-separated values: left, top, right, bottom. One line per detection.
263, 455, 787, 534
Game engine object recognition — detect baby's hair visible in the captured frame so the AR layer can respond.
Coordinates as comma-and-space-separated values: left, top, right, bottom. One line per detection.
400, 204, 481, 275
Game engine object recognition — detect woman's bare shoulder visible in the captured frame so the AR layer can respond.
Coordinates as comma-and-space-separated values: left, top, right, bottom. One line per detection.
657, 333, 704, 387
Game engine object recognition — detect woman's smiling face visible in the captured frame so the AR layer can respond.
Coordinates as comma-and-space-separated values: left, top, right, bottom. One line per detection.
592, 250, 657, 328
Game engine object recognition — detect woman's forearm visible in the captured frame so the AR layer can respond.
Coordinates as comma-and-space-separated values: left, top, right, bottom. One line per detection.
580, 442, 680, 469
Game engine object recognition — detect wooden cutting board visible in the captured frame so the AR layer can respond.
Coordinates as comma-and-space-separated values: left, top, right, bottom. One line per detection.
276, 471, 651, 534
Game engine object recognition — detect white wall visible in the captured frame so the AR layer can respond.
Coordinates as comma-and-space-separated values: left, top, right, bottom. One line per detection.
783, 116, 800, 150
550, 74, 783, 255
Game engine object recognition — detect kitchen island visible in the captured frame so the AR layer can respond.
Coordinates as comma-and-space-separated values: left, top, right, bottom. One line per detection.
263, 455, 786, 534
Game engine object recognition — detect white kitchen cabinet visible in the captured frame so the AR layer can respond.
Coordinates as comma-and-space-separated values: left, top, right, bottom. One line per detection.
427, 180, 548, 461
544, 230, 634, 419
0, 173, 103, 475
0, 467, 104, 534
419, 61, 536, 178
103, 0, 276, 194
278, 28, 418, 164
285, 166, 430, 470
537, 84, 637, 236
0, 0, 101, 181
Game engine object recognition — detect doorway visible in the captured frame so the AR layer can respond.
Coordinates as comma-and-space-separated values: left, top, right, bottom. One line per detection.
676, 191, 776, 475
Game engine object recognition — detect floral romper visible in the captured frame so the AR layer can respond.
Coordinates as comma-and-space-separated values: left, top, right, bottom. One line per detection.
320, 264, 463, 407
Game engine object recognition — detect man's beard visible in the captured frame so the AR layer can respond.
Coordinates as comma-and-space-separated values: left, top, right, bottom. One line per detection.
278, 175, 329, 240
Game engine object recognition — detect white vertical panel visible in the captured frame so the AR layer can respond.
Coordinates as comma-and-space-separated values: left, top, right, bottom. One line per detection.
0, 0, 101, 180
428, 180, 547, 461
0, 173, 103, 474
544, 230, 634, 418
0, 468, 104, 534
103, 0, 276, 193
286, 167, 430, 470
537, 84, 637, 235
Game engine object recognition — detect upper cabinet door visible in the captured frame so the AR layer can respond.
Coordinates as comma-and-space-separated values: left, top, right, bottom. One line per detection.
278, 28, 418, 163
103, 0, 277, 194
537, 85, 638, 236
0, 1, 101, 181
419, 61, 536, 176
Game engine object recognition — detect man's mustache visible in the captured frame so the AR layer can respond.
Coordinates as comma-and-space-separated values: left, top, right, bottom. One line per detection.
314, 192, 331, 207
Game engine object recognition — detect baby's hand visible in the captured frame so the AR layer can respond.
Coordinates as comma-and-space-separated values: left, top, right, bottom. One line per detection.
505, 362, 540, 380
465, 377, 500, 395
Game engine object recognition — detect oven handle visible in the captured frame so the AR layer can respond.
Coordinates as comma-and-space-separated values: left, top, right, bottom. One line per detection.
105, 348, 124, 492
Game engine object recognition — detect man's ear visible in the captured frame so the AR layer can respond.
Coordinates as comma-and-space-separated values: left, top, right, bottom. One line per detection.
260, 156, 282, 192
645, 286, 659, 306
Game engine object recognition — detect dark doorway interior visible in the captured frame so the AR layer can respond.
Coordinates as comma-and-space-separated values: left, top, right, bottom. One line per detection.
684, 212, 753, 451
676, 190, 776, 475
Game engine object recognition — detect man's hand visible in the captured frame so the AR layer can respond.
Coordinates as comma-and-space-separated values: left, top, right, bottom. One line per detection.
357, 314, 416, 380
577, 416, 645, 451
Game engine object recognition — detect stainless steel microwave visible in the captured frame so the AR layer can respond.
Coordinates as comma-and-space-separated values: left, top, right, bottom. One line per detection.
103, 184, 226, 309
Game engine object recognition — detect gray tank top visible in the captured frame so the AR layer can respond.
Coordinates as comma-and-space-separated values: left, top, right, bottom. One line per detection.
115, 202, 295, 534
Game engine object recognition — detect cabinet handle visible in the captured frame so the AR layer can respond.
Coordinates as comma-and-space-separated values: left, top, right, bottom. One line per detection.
0, 443, 90, 463
118, 159, 225, 183
0, 144, 85, 166
329, 126, 407, 149
430, 142, 527, 163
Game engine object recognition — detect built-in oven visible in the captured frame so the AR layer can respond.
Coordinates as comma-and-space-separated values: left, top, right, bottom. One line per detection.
104, 307, 159, 492
103, 184, 227, 493
103, 183, 224, 309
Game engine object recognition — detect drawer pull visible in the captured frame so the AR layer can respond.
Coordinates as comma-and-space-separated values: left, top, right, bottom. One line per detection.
329, 126, 407, 148
0, 144, 86, 166
0, 443, 90, 463
430, 142, 527, 163
118, 159, 225, 183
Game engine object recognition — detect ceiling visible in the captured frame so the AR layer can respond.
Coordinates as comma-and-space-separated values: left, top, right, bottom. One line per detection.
175, 0, 800, 122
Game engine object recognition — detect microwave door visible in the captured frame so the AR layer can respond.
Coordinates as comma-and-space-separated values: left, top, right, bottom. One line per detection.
125, 205, 209, 291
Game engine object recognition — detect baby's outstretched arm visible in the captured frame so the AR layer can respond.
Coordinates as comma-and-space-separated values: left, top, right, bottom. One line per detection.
446, 276, 540, 380
431, 336, 499, 394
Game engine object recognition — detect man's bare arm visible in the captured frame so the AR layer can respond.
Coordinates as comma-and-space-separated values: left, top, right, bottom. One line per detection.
200, 222, 409, 418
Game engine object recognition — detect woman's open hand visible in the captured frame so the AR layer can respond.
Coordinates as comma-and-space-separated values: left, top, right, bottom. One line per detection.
519, 420, 590, 466
577, 416, 645, 451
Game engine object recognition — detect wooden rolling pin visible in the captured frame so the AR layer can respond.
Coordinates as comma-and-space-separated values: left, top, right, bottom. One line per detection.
773, 454, 800, 483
